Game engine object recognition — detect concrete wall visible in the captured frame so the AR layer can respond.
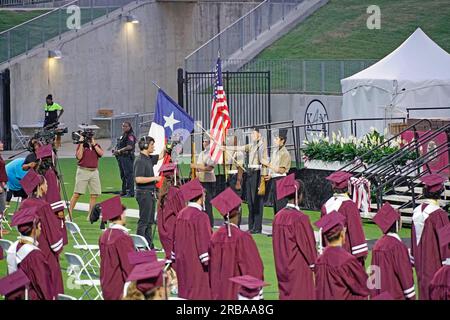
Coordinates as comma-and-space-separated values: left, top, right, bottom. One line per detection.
271, 93, 343, 144
2, 0, 259, 140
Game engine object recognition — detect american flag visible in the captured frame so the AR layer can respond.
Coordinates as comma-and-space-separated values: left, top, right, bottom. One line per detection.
210, 56, 231, 163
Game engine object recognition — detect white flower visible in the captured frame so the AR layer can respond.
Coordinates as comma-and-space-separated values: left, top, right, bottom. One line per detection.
370, 127, 376, 133
323, 136, 329, 143
332, 131, 337, 143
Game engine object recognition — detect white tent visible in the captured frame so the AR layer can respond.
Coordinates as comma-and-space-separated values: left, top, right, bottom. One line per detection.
341, 28, 450, 137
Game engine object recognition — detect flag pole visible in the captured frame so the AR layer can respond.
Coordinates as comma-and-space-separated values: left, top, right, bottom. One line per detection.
223, 129, 228, 183
194, 122, 245, 172
152, 81, 161, 90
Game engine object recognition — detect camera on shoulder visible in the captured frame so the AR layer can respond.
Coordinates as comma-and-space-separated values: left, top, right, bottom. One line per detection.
72, 124, 100, 144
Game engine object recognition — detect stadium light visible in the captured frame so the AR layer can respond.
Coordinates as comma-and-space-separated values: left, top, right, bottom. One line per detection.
126, 14, 139, 24
48, 50, 62, 59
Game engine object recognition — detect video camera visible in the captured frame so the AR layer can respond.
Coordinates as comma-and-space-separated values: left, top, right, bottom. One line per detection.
72, 124, 99, 144
32, 122, 68, 146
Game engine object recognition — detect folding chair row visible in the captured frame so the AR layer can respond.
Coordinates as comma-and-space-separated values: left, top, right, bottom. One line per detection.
64, 252, 103, 300
65, 221, 101, 275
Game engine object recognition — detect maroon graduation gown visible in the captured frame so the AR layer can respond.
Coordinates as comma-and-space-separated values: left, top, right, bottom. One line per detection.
173, 204, 212, 300
321, 197, 368, 263
315, 246, 370, 300
43, 169, 68, 246
19, 197, 64, 295
411, 203, 449, 300
429, 264, 450, 300
273, 206, 317, 300
157, 187, 185, 262
209, 223, 264, 300
99, 225, 135, 300
371, 234, 415, 299
7, 242, 55, 300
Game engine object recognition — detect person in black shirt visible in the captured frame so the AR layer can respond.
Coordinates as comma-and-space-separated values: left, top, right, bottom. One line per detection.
134, 136, 165, 249
22, 138, 42, 172
113, 122, 136, 197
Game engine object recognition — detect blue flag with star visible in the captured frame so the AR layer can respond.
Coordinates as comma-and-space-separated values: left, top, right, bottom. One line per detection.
153, 89, 194, 144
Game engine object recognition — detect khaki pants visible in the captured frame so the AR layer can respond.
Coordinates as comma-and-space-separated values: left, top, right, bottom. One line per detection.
74, 167, 101, 195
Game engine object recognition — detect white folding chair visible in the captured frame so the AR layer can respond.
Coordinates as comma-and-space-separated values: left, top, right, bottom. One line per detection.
11, 125, 30, 150
57, 293, 78, 300
64, 253, 103, 300
65, 221, 101, 273
130, 234, 150, 251
1, 209, 12, 231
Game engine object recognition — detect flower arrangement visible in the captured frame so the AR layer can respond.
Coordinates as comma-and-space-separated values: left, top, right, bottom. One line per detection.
302, 128, 417, 166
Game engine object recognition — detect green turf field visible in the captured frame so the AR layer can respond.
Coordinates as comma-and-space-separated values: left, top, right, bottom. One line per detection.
0, 10, 49, 32
0, 157, 418, 299
257, 0, 450, 60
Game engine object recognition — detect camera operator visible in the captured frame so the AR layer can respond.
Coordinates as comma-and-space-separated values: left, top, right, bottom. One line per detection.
134, 136, 165, 249
43, 94, 64, 127
69, 132, 104, 221
113, 122, 136, 198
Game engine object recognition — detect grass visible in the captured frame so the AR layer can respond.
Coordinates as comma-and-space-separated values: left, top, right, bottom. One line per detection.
257, 0, 450, 60
0, 157, 417, 299
0, 10, 50, 33
0, 8, 119, 63
242, 0, 450, 93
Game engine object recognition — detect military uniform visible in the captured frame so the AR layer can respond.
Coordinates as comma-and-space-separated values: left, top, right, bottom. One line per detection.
269, 145, 291, 214
244, 140, 267, 234
116, 131, 136, 196
225, 149, 244, 197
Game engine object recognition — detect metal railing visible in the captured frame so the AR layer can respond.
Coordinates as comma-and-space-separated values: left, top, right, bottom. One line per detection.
185, 0, 305, 73
1, 0, 71, 7
0, 0, 138, 64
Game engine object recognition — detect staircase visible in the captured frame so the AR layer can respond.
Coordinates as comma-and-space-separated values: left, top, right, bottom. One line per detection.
339, 119, 450, 224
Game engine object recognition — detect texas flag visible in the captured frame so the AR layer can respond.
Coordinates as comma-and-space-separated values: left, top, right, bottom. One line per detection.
149, 89, 194, 180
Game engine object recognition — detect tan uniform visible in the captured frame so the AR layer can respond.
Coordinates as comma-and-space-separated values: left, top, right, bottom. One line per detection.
196, 148, 216, 183
269, 145, 291, 177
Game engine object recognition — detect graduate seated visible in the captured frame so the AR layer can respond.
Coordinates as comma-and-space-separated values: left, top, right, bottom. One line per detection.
229, 275, 268, 300
209, 187, 264, 300
314, 211, 370, 300
321, 171, 368, 265
123, 261, 176, 300
6, 207, 55, 300
411, 174, 450, 300
371, 203, 415, 300
98, 196, 135, 300
0, 269, 31, 300
429, 224, 450, 300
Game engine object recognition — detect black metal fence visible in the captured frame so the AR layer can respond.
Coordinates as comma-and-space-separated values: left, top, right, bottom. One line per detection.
184, 71, 271, 129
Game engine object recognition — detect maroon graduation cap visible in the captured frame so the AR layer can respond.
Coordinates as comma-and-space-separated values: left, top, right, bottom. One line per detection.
314, 210, 346, 237
179, 178, 204, 202
20, 169, 44, 195
229, 275, 268, 300
438, 224, 450, 248
276, 173, 299, 201
159, 163, 177, 177
326, 171, 353, 189
99, 196, 124, 221
420, 174, 447, 193
210, 187, 242, 218
36, 144, 53, 160
0, 269, 30, 297
127, 261, 166, 294
372, 291, 394, 300
128, 250, 158, 266
11, 207, 40, 234
373, 202, 400, 234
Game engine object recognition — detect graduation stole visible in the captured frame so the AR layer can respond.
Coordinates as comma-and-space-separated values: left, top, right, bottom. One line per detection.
324, 194, 350, 214
412, 200, 440, 245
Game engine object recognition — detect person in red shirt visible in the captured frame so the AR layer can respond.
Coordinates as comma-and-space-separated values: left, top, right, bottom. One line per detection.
69, 134, 104, 220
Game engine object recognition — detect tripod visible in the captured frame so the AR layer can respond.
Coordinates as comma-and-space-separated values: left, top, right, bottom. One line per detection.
53, 148, 73, 221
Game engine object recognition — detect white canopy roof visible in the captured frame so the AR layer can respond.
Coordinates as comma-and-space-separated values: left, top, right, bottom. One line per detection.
340, 28, 450, 137
342, 28, 450, 94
